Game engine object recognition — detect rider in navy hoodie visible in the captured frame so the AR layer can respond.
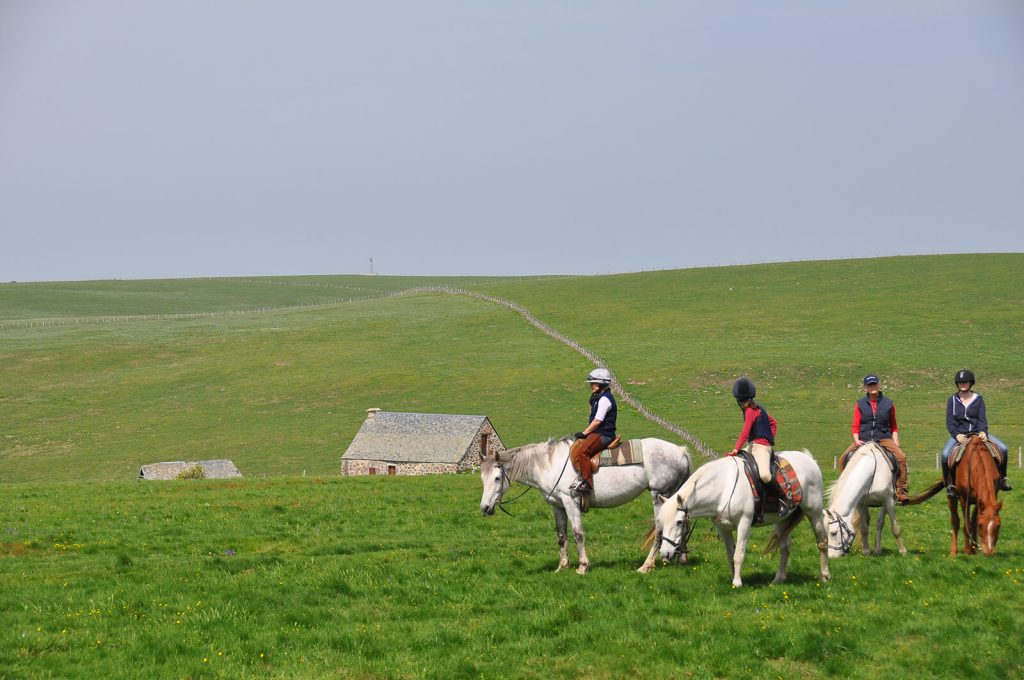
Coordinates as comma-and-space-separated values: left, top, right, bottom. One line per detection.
942, 369, 1011, 496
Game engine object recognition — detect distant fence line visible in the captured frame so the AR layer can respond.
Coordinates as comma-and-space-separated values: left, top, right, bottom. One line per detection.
395, 286, 718, 459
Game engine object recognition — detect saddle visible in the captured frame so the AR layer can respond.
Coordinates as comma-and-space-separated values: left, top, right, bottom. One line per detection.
738, 450, 803, 525
568, 435, 623, 475
950, 439, 1003, 468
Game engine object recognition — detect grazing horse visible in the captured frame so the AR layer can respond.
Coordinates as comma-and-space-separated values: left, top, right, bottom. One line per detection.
653, 450, 830, 587
825, 442, 908, 558
907, 436, 1002, 556
479, 436, 691, 574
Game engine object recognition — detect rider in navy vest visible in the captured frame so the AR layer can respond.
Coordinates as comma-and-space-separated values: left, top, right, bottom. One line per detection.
727, 377, 790, 518
570, 368, 617, 495
941, 369, 1011, 496
840, 374, 910, 504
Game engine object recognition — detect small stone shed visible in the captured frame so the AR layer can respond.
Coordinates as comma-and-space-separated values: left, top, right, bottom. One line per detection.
341, 409, 506, 476
138, 459, 243, 480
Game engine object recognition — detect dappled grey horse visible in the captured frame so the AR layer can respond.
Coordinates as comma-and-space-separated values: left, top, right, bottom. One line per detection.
480, 436, 691, 574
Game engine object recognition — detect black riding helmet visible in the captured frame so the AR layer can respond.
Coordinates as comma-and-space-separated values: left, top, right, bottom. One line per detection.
732, 377, 756, 402
955, 369, 975, 387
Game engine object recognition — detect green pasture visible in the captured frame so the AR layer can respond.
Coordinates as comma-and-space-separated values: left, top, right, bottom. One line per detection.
1, 254, 1023, 678
0, 475, 1020, 679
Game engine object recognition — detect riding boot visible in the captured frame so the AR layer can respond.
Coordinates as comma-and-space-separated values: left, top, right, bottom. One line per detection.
997, 456, 1013, 491
942, 461, 958, 499
895, 458, 910, 505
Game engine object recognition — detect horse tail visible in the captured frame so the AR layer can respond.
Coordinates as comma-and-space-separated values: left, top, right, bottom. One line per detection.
765, 507, 805, 554
642, 522, 658, 550
904, 480, 945, 505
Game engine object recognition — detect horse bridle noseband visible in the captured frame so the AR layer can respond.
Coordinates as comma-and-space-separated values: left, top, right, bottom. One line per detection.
825, 509, 855, 555
661, 505, 694, 562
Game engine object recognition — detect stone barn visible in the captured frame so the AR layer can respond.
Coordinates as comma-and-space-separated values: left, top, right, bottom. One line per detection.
341, 409, 506, 476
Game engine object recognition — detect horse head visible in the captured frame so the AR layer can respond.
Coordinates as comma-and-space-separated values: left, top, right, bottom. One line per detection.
978, 498, 1002, 556
824, 509, 855, 558
479, 450, 510, 516
656, 493, 692, 563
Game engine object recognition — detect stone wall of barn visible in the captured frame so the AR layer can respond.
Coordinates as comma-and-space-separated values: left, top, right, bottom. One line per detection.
341, 424, 506, 476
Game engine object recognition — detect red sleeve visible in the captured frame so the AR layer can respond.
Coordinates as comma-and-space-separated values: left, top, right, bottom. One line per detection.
734, 408, 758, 451
768, 413, 777, 439
851, 406, 861, 437
890, 403, 898, 433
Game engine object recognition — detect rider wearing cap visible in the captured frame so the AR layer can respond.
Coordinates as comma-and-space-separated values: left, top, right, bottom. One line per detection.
839, 374, 910, 504
942, 369, 1011, 497
570, 368, 617, 495
727, 377, 790, 517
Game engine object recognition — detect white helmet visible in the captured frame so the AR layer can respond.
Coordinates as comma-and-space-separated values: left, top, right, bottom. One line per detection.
586, 368, 612, 385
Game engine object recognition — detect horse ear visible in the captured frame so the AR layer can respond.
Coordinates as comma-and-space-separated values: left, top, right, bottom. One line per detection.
657, 493, 668, 504
995, 501, 1003, 512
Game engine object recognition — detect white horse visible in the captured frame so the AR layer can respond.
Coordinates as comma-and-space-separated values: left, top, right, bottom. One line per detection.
480, 436, 692, 574
825, 442, 908, 558
655, 449, 831, 587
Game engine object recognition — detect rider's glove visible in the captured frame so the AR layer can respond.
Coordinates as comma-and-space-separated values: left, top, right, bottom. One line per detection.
956, 434, 968, 444
979, 431, 988, 441
574, 432, 586, 440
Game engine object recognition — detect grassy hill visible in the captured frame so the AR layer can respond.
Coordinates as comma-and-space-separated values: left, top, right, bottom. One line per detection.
1, 254, 1021, 484
2, 255, 1022, 679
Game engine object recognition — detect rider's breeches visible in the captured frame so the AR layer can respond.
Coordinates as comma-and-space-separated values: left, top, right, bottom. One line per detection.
571, 434, 610, 486
942, 435, 1009, 477
749, 442, 773, 483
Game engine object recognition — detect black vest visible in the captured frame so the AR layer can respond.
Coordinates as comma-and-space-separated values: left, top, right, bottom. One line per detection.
589, 389, 617, 438
749, 404, 775, 445
857, 394, 894, 441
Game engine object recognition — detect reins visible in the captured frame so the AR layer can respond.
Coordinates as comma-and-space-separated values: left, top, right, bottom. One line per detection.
495, 446, 573, 517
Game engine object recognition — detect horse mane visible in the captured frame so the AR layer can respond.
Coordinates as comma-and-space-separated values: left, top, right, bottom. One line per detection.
827, 443, 879, 505
495, 436, 571, 480
961, 438, 1001, 507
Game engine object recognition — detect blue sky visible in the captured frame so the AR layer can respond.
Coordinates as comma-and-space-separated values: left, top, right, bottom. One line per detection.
1, 1, 1022, 281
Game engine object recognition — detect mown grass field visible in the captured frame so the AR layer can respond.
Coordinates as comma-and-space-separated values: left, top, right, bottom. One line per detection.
1, 254, 1022, 678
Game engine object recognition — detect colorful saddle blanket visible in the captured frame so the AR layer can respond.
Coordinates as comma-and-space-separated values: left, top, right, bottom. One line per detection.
738, 451, 803, 524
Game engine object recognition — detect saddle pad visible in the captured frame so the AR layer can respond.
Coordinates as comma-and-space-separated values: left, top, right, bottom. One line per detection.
598, 439, 644, 467
775, 456, 803, 507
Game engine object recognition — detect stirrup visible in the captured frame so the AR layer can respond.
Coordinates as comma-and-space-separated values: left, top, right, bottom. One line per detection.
999, 478, 1013, 492
777, 501, 792, 518
945, 484, 958, 499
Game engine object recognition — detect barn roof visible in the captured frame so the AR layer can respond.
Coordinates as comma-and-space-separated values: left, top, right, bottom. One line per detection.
343, 411, 498, 463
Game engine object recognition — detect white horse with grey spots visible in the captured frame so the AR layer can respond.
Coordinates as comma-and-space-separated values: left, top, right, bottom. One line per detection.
480, 436, 691, 574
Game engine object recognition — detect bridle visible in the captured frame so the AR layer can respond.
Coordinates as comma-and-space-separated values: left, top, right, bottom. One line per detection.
825, 509, 855, 555
660, 504, 694, 563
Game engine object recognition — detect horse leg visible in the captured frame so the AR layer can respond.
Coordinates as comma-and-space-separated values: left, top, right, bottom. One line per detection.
807, 509, 832, 582
717, 524, 736, 574
731, 516, 753, 587
772, 534, 792, 585
883, 500, 908, 556
872, 506, 886, 555
857, 506, 871, 556
565, 503, 590, 574
966, 504, 979, 555
638, 491, 663, 573
553, 507, 570, 572
948, 498, 959, 558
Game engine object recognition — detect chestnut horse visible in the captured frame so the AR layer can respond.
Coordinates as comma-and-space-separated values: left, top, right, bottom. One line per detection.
907, 435, 1003, 556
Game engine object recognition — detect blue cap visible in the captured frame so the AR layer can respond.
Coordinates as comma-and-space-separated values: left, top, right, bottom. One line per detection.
863, 374, 880, 385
